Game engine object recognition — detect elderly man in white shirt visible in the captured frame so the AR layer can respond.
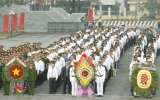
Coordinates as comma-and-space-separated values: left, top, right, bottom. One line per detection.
47, 61, 58, 94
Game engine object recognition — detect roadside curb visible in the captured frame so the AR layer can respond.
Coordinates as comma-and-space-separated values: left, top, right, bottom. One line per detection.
0, 33, 22, 39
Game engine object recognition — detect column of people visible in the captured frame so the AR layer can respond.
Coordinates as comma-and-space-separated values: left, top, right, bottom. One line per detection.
26, 24, 137, 96
129, 27, 160, 97
0, 24, 151, 96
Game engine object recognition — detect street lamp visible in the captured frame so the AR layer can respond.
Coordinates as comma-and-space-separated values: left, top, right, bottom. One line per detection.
137, 0, 140, 21
9, 11, 15, 35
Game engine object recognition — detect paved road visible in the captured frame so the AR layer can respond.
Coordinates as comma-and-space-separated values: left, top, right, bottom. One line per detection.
0, 33, 71, 50
0, 33, 160, 100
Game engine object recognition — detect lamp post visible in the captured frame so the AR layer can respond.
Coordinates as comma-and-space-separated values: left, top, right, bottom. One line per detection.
137, 0, 140, 21
9, 11, 15, 35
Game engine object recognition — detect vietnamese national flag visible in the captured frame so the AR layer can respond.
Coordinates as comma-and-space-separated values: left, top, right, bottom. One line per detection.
39, 0, 44, 6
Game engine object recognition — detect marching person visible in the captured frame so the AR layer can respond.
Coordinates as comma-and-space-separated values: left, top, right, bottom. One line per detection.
95, 60, 106, 97
61, 61, 71, 94
1, 65, 10, 95
27, 61, 36, 95
70, 61, 77, 96
47, 61, 58, 94
98, 16, 103, 28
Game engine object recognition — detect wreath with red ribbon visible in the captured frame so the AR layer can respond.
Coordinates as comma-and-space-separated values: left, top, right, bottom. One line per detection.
4, 59, 28, 84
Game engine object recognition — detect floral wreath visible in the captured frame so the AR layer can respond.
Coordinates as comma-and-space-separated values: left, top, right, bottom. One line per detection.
75, 54, 97, 89
130, 63, 158, 97
4, 56, 29, 84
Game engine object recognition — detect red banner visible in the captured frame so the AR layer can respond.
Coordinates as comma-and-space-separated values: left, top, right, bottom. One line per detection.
39, 0, 44, 6
87, 9, 93, 22
12, 13, 17, 32
20, 12, 25, 30
3, 14, 9, 33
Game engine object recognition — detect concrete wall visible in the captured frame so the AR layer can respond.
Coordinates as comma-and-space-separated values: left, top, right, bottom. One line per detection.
0, 5, 85, 33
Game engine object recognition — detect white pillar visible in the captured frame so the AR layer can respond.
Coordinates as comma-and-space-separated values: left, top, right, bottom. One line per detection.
108, 7, 111, 20
123, 7, 126, 19
93, 7, 95, 18
99, 4, 102, 15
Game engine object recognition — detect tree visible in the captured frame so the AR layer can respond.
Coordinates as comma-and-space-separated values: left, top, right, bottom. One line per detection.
0, 0, 6, 17
114, 0, 121, 20
143, 0, 160, 18
62, 0, 84, 13
77, 0, 84, 13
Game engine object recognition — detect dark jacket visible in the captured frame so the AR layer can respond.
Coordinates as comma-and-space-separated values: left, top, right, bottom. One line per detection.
61, 66, 70, 80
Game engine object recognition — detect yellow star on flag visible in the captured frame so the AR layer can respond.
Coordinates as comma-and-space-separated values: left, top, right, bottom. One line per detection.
13, 68, 20, 76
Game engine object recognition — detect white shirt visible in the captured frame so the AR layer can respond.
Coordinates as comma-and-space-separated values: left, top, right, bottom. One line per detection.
157, 38, 160, 49
34, 60, 45, 74
76, 54, 81, 61
47, 66, 58, 80
55, 61, 63, 75
96, 66, 106, 82
136, 29, 140, 36
113, 51, 118, 62
95, 55, 100, 65
70, 67, 76, 82
60, 57, 65, 67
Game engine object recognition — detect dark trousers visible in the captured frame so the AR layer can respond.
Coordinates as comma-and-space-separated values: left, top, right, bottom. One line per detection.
43, 69, 48, 82
98, 22, 102, 28
37, 74, 40, 86
95, 82, 97, 94
121, 48, 124, 57
133, 37, 136, 46
108, 69, 112, 80
144, 46, 147, 55
103, 79, 108, 93
124, 43, 127, 52
63, 77, 71, 93
56, 76, 61, 91
129, 38, 132, 47
131, 86, 134, 96
49, 78, 56, 93
35, 71, 38, 87
37, 72, 43, 86
0, 77, 3, 89
157, 49, 160, 57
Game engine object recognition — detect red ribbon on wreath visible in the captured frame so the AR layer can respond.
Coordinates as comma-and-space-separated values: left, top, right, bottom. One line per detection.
141, 74, 148, 85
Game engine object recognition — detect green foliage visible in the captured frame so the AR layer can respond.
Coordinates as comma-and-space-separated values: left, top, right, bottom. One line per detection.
114, 0, 121, 10
130, 64, 158, 97
4, 60, 29, 84
143, 0, 160, 18
0, 0, 6, 7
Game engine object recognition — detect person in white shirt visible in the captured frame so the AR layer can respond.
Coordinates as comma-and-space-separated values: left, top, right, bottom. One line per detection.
47, 61, 58, 94
98, 16, 103, 28
34, 56, 45, 86
70, 61, 77, 96
95, 60, 106, 97
136, 27, 140, 38
121, 20, 125, 26
150, 27, 157, 37
54, 56, 63, 89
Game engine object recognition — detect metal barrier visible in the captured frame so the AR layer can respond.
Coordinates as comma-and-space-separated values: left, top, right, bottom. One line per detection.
47, 22, 88, 33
